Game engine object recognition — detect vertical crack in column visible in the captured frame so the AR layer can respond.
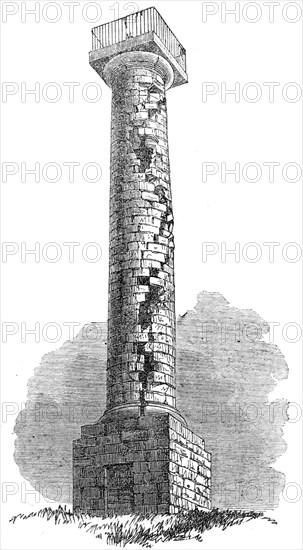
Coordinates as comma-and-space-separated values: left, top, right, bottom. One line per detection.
108, 60, 176, 412
130, 78, 175, 414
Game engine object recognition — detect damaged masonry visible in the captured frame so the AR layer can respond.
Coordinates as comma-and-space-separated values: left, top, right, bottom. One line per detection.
73, 7, 212, 515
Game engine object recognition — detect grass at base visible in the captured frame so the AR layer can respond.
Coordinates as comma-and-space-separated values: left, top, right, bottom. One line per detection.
10, 505, 277, 547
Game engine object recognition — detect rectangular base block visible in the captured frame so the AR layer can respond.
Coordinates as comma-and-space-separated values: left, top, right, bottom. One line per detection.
73, 410, 211, 515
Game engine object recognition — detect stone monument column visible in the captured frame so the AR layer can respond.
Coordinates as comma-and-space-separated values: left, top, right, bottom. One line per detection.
105, 51, 176, 415
73, 7, 211, 516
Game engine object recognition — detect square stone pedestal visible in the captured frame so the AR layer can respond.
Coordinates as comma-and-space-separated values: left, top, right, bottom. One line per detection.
73, 409, 211, 515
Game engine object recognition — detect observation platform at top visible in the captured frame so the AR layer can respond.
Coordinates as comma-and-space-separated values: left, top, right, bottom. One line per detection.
89, 7, 188, 89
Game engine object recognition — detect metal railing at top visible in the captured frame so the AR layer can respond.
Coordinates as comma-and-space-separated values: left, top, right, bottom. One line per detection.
91, 7, 186, 73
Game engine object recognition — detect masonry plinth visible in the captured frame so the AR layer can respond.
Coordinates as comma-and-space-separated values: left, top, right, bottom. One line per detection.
73, 411, 211, 515
73, 7, 211, 516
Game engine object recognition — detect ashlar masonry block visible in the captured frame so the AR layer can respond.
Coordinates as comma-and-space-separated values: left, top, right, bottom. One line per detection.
73, 410, 211, 515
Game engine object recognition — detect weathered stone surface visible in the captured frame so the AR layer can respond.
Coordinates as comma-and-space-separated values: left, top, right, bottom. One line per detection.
73, 15, 211, 516
104, 52, 178, 413
73, 411, 211, 515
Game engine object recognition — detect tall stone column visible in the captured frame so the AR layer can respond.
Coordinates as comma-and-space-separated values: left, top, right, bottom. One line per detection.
73, 7, 211, 516
106, 52, 176, 415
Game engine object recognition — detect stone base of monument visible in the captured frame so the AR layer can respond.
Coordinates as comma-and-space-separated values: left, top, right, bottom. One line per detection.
73, 409, 211, 516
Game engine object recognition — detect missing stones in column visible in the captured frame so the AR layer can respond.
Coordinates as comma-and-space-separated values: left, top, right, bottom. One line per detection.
134, 137, 154, 173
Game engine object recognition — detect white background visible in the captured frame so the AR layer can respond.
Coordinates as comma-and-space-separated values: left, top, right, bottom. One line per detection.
1, 1, 302, 548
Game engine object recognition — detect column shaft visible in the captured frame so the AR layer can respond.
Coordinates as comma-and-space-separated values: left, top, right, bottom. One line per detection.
106, 54, 176, 412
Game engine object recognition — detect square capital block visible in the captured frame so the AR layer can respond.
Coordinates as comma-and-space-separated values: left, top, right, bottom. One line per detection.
89, 7, 187, 89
